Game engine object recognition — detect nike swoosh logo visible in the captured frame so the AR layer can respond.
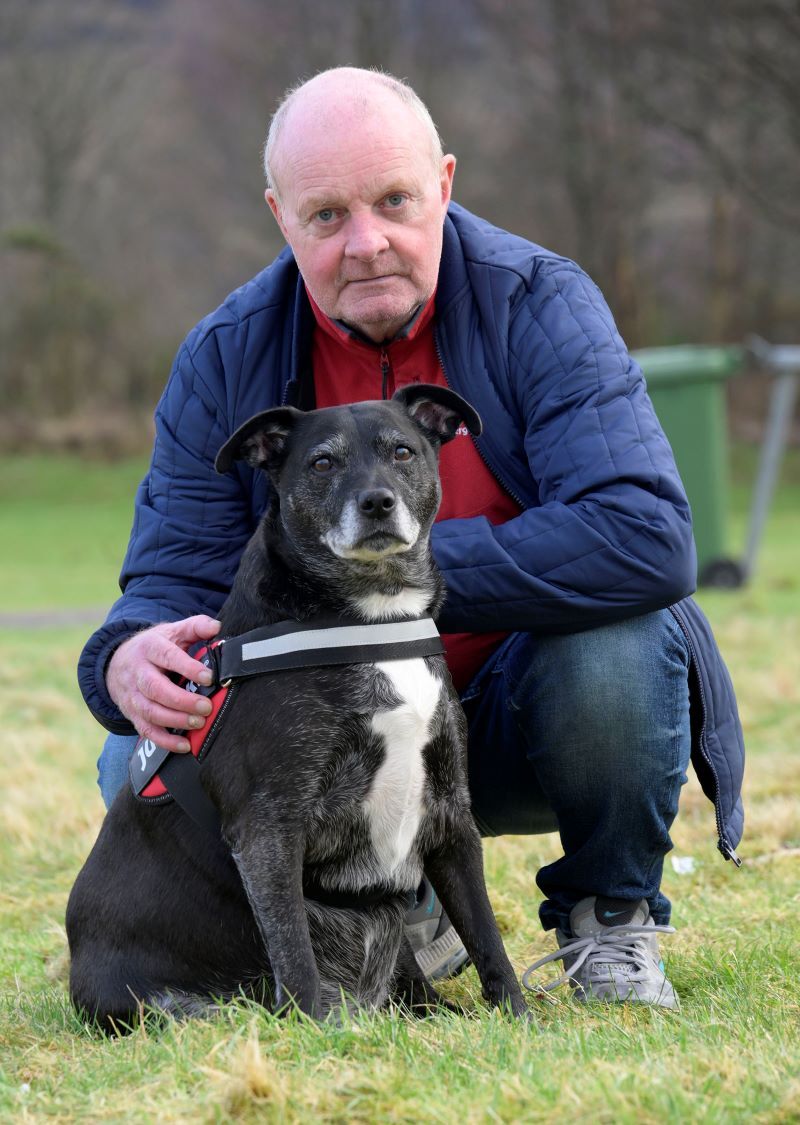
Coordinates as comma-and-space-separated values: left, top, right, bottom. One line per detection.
602, 909, 629, 919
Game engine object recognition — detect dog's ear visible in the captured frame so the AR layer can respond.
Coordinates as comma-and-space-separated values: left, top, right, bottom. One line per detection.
393, 384, 482, 446
215, 407, 303, 475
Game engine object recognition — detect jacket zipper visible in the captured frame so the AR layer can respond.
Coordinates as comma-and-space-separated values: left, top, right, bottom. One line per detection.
433, 329, 528, 510
380, 348, 391, 399
669, 604, 742, 866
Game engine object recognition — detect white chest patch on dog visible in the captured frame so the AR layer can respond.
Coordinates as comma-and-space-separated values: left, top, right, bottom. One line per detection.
353, 587, 430, 622
365, 658, 441, 877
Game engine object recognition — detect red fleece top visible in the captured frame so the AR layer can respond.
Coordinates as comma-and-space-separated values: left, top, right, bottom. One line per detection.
309, 292, 521, 692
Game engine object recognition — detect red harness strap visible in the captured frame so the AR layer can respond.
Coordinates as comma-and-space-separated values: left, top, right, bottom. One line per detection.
138, 681, 231, 799
132, 642, 232, 805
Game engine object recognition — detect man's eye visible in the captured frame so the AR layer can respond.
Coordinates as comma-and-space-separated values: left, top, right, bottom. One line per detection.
316, 208, 337, 223
384, 193, 406, 208
394, 445, 414, 462
311, 456, 333, 473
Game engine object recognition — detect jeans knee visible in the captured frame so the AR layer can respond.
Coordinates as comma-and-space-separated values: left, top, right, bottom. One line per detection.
97, 733, 138, 809
509, 610, 691, 780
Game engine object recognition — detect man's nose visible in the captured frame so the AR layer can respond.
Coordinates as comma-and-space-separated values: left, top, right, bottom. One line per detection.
344, 212, 390, 260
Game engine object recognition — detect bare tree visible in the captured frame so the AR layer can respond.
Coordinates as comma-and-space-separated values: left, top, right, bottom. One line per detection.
1, 0, 797, 442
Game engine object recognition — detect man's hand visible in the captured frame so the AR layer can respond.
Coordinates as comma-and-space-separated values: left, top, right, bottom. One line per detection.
107, 616, 222, 752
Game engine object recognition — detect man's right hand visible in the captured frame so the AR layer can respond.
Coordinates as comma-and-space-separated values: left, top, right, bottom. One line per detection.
106, 616, 222, 752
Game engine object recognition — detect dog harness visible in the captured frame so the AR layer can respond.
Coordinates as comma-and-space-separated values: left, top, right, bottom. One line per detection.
129, 614, 445, 838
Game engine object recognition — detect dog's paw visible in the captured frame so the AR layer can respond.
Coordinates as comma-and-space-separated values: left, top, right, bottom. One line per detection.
503, 993, 536, 1025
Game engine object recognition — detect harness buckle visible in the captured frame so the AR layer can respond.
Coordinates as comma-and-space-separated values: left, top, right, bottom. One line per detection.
201, 642, 224, 691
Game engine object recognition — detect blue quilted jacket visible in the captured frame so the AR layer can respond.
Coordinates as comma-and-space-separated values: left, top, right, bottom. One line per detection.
78, 203, 745, 861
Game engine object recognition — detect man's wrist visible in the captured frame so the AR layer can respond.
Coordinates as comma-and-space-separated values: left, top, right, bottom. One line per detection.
78, 618, 151, 733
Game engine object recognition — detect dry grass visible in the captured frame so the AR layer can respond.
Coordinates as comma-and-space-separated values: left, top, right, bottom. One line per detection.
1, 452, 799, 1121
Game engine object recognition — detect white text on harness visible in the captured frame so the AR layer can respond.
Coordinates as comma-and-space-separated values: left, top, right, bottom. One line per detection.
137, 739, 158, 772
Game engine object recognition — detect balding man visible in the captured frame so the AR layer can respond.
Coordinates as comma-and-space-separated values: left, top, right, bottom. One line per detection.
80, 68, 744, 1008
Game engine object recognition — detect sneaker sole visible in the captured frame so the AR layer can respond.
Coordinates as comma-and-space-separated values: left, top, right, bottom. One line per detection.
570, 981, 680, 1010
413, 926, 471, 980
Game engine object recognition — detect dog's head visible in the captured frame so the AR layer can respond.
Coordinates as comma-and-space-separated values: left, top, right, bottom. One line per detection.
215, 386, 481, 565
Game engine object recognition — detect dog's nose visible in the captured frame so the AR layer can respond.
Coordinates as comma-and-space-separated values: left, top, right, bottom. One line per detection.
357, 488, 396, 518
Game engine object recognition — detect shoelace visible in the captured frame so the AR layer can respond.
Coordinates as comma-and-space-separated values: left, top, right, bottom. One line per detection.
522, 922, 676, 993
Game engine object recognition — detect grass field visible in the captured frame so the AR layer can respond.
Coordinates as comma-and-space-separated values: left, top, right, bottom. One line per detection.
1, 448, 799, 1123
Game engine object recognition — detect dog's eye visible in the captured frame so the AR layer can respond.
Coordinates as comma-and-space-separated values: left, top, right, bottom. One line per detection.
394, 445, 413, 462
311, 456, 333, 473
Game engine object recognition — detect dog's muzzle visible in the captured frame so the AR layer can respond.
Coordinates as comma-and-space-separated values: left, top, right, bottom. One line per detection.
323, 495, 420, 560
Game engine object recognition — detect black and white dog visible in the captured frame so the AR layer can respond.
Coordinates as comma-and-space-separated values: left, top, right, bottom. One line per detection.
67, 385, 527, 1029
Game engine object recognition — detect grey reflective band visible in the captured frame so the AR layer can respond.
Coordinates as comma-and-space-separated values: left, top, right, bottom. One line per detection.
216, 614, 445, 683
240, 617, 440, 662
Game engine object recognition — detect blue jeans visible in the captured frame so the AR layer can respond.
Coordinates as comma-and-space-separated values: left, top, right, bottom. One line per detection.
97, 609, 691, 934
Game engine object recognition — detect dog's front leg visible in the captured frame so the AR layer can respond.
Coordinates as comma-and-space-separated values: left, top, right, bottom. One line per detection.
230, 824, 322, 1019
425, 831, 529, 1019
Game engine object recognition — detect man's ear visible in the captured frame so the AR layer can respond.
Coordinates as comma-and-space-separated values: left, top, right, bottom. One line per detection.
215, 407, 303, 475
393, 384, 482, 446
439, 153, 456, 210
265, 189, 289, 242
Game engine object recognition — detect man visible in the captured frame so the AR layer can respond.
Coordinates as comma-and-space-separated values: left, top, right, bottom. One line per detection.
79, 67, 744, 1006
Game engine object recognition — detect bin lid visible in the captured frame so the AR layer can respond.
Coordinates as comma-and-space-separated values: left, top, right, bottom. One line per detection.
632, 345, 744, 388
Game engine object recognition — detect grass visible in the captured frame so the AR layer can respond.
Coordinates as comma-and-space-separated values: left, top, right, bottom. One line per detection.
0, 455, 147, 612
1, 447, 799, 1122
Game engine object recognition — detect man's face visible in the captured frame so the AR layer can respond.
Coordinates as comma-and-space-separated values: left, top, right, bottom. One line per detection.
266, 97, 455, 343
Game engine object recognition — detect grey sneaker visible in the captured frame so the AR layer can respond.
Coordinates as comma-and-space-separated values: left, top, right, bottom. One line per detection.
404, 879, 471, 980
522, 895, 679, 1009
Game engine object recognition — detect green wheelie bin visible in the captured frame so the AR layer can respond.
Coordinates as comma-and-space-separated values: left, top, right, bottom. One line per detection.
632, 345, 745, 587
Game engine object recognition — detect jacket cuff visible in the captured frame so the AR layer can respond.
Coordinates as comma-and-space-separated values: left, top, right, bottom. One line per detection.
77, 617, 151, 734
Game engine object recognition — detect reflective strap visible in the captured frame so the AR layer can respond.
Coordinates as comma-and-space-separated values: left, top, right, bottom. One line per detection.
242, 617, 439, 660
218, 616, 444, 682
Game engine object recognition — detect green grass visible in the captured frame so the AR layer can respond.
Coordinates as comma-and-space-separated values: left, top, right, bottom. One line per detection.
0, 455, 148, 611
1, 449, 799, 1122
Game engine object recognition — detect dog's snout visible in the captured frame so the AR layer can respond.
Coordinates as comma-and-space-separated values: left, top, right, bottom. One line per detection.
357, 488, 396, 519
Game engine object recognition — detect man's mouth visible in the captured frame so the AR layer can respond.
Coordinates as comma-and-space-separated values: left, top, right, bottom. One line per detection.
346, 275, 396, 285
